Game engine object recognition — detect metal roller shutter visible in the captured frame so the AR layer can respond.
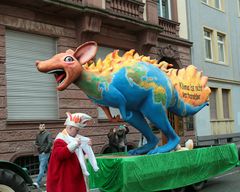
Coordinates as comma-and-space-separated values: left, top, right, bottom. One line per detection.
6, 30, 58, 120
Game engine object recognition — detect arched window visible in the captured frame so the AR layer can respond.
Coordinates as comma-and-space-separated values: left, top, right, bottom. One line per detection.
14, 155, 39, 175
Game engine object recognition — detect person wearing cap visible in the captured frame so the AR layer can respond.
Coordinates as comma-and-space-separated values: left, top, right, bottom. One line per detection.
107, 124, 129, 153
46, 112, 99, 192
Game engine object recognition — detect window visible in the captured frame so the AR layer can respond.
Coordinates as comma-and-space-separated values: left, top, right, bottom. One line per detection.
209, 87, 232, 120
158, 0, 171, 19
203, 28, 227, 64
185, 116, 194, 131
204, 29, 213, 60
202, 0, 223, 10
238, 0, 240, 16
222, 89, 230, 119
209, 88, 217, 119
217, 33, 225, 63
14, 155, 39, 175
6, 30, 58, 120
214, 0, 221, 9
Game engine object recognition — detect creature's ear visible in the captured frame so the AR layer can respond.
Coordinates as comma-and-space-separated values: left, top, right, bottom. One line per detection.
66, 49, 75, 55
74, 41, 97, 64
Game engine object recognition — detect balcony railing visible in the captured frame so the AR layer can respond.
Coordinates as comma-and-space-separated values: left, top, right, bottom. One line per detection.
63, 0, 83, 5
158, 17, 180, 37
106, 0, 144, 19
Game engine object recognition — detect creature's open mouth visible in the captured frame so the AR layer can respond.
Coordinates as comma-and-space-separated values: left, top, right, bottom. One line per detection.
48, 69, 66, 85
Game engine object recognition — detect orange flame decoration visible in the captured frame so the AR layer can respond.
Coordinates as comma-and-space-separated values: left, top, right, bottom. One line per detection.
83, 49, 160, 76
73, 115, 81, 123
84, 50, 211, 106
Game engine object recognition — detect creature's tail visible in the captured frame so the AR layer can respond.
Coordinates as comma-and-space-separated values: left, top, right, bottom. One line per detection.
168, 89, 209, 116
166, 65, 211, 116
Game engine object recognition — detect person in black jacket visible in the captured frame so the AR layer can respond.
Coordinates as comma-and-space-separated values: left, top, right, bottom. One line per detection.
33, 123, 53, 188
107, 124, 129, 153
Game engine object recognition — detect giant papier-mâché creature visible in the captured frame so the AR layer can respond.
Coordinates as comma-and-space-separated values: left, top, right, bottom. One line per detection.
36, 41, 211, 155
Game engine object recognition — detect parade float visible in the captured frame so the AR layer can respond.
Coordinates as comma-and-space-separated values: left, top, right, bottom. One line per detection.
87, 143, 238, 192
36, 41, 239, 191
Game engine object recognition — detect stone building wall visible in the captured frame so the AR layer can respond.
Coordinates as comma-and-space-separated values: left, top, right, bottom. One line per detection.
0, 0, 192, 161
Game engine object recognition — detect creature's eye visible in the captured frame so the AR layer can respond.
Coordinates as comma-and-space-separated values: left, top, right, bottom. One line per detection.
64, 56, 74, 63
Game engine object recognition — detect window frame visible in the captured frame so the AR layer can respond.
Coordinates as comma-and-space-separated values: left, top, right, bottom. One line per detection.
203, 27, 227, 65
209, 87, 218, 120
204, 28, 213, 61
209, 87, 232, 121
202, 0, 209, 4
217, 32, 226, 63
158, 0, 172, 19
214, 0, 222, 10
238, 0, 240, 16
202, 0, 224, 11
222, 89, 231, 119
5, 30, 58, 121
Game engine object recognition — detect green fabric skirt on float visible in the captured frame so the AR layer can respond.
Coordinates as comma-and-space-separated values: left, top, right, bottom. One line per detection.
87, 144, 239, 192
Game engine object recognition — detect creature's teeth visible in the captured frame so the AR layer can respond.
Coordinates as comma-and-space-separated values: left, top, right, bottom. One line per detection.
58, 79, 64, 86
48, 69, 64, 74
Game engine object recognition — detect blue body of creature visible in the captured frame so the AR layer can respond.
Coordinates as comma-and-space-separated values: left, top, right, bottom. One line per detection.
77, 62, 207, 155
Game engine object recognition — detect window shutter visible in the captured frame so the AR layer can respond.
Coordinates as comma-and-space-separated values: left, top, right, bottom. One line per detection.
222, 89, 230, 119
6, 30, 58, 120
209, 88, 217, 119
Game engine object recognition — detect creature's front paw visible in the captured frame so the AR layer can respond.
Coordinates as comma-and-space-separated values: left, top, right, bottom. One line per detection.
128, 149, 142, 155
147, 148, 160, 155
110, 115, 122, 122
128, 148, 152, 155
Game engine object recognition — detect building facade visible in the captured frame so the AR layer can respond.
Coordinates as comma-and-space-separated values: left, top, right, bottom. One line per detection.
187, 0, 240, 146
0, 0, 193, 171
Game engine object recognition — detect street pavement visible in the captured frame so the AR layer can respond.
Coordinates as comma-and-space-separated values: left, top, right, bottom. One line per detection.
31, 175, 46, 192
199, 166, 240, 192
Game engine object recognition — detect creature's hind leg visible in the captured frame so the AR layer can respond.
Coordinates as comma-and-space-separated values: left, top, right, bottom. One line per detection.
141, 101, 180, 154
124, 111, 159, 155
